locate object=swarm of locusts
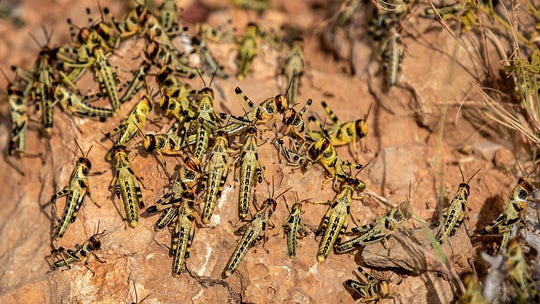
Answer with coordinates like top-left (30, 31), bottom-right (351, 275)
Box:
top-left (4, 0), bottom-right (540, 302)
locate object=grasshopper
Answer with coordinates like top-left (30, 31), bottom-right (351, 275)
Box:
top-left (120, 61), bottom-right (151, 104)
top-left (272, 136), bottom-right (312, 172)
top-left (109, 145), bottom-right (144, 228)
top-left (336, 202), bottom-right (411, 253)
top-left (50, 83), bottom-right (115, 121)
top-left (479, 177), bottom-right (534, 252)
top-left (105, 94), bottom-right (153, 153)
top-left (460, 273), bottom-right (489, 304)
top-left (317, 176), bottom-right (363, 262)
top-left (236, 126), bottom-right (264, 220)
top-left (146, 155), bottom-right (201, 230)
top-left (236, 22), bottom-right (258, 80)
top-left (220, 87), bottom-right (288, 136)
top-left (282, 98), bottom-right (312, 141)
top-left (193, 87), bottom-right (219, 160)
top-left (156, 66), bottom-right (197, 120)
top-left (50, 142), bottom-right (97, 240)
top-left (308, 101), bottom-right (371, 158)
top-left (335, 0), bottom-right (362, 26)
top-left (170, 192), bottom-right (201, 277)
top-left (158, 0), bottom-right (180, 34)
top-left (505, 238), bottom-right (537, 301)
top-left (435, 169), bottom-right (480, 243)
top-left (344, 267), bottom-right (393, 303)
top-left (281, 196), bottom-right (308, 258)
top-left (51, 223), bottom-right (106, 270)
top-left (284, 37), bottom-right (304, 105)
top-left (142, 120), bottom-right (184, 157)
top-left (308, 136), bottom-right (364, 183)
top-left (380, 25), bottom-right (403, 88)
top-left (4, 70), bottom-right (29, 156)
top-left (191, 36), bottom-right (228, 79)
top-left (223, 187), bottom-right (289, 277)
top-left (202, 130), bottom-right (231, 224)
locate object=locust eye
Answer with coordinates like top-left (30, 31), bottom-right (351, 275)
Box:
top-left (246, 127), bottom-right (257, 135)
top-left (201, 87), bottom-right (214, 98)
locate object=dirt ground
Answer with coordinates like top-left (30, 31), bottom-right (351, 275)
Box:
top-left (0, 0), bottom-right (537, 303)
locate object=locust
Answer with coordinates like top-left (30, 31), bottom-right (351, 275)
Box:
top-left (460, 274), bottom-right (489, 304)
top-left (170, 192), bottom-right (200, 277)
top-left (272, 136), bottom-right (312, 173)
top-left (220, 87), bottom-right (288, 136)
top-left (109, 145), bottom-right (144, 228)
top-left (505, 238), bottom-right (537, 301)
top-left (146, 155), bottom-right (201, 230)
top-left (478, 177), bottom-right (534, 252)
top-left (344, 267), bottom-right (393, 303)
top-left (282, 198), bottom-right (308, 258)
top-left (29, 29), bottom-right (57, 133)
top-left (50, 83), bottom-right (115, 121)
top-left (105, 94), bottom-right (153, 154)
top-left (336, 0), bottom-right (362, 27)
top-left (193, 87), bottom-right (219, 160)
top-left (434, 169), bottom-right (480, 243)
top-left (308, 136), bottom-right (364, 183)
top-left (51, 223), bottom-right (106, 270)
top-left (308, 101), bottom-right (371, 158)
top-left (142, 120), bottom-right (184, 158)
top-left (223, 187), bottom-right (289, 277)
top-left (336, 202), bottom-right (411, 253)
top-left (191, 36), bottom-right (228, 78)
top-left (284, 37), bottom-right (304, 105)
top-left (5, 71), bottom-right (29, 156)
top-left (317, 176), bottom-right (363, 262)
top-left (202, 130), bottom-right (231, 224)
top-left (236, 22), bottom-right (258, 80)
top-left (156, 66), bottom-right (197, 120)
top-left (380, 25), bottom-right (403, 88)
top-left (50, 142), bottom-right (98, 240)
top-left (282, 98), bottom-right (312, 141)
top-left (236, 126), bottom-right (264, 220)
top-left (119, 61), bottom-right (151, 104)
top-left (158, 0), bottom-right (180, 34)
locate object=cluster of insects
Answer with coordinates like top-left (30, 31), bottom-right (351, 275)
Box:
top-left (4, 0), bottom-right (540, 302)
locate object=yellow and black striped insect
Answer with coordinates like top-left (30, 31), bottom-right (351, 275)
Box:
top-left (434, 169), bottom-right (480, 243)
top-left (504, 238), bottom-right (537, 301)
top-left (141, 120), bottom-right (183, 160)
top-left (120, 61), bottom-right (151, 104)
top-left (272, 136), bottom-right (312, 173)
top-left (146, 155), bottom-right (201, 230)
top-left (170, 192), bottom-right (200, 277)
top-left (308, 101), bottom-right (371, 158)
top-left (50, 142), bottom-right (97, 240)
top-left (193, 87), bottom-right (219, 160)
top-left (308, 136), bottom-right (364, 183)
top-left (336, 202), bottom-right (411, 253)
top-left (380, 25), bottom-right (403, 88)
top-left (221, 88), bottom-right (288, 136)
top-left (158, 0), bottom-right (180, 34)
top-left (282, 98), bottom-right (312, 141)
top-left (284, 37), bottom-right (304, 105)
top-left (236, 126), bottom-right (264, 220)
top-left (156, 66), bottom-right (197, 120)
top-left (4, 70), bottom-right (29, 157)
top-left (50, 83), bottom-right (115, 121)
top-left (236, 22), bottom-right (258, 80)
top-left (459, 273), bottom-right (489, 304)
top-left (109, 145), bottom-right (144, 228)
top-left (50, 223), bottom-right (107, 270)
top-left (28, 28), bottom-right (58, 133)
top-left (105, 94), bottom-right (153, 154)
top-left (344, 267), bottom-right (393, 303)
top-left (281, 195), bottom-right (308, 258)
top-left (202, 130), bottom-right (231, 224)
top-left (478, 177), bottom-right (534, 252)
top-left (192, 36), bottom-right (228, 79)
top-left (317, 176), bottom-right (363, 262)
top-left (223, 186), bottom-right (289, 277)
